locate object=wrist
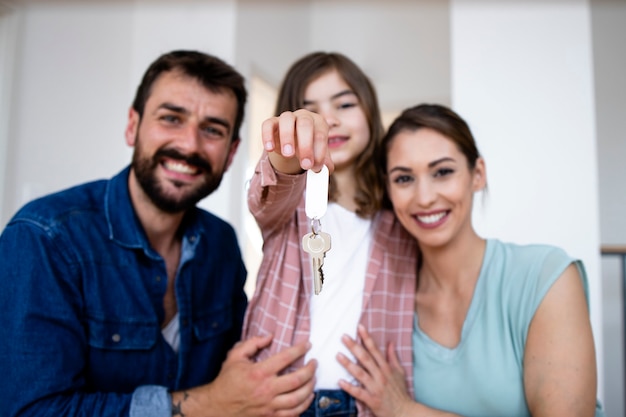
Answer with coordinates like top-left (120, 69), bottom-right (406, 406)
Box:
top-left (171, 389), bottom-right (210, 417)
top-left (170, 385), bottom-right (223, 417)
top-left (268, 152), bottom-right (305, 175)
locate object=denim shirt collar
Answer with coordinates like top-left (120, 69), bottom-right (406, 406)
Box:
top-left (104, 166), bottom-right (147, 250)
top-left (103, 166), bottom-right (205, 257)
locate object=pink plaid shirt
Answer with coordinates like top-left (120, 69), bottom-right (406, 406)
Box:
top-left (243, 153), bottom-right (418, 416)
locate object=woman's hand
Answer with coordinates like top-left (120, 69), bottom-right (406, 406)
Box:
top-left (337, 324), bottom-right (415, 417)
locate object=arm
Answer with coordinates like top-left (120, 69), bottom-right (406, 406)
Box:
top-left (169, 335), bottom-right (316, 417)
top-left (523, 263), bottom-right (598, 417)
top-left (246, 153), bottom-right (306, 237)
top-left (338, 325), bottom-right (459, 417)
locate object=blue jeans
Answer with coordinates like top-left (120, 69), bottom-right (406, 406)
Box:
top-left (301, 390), bottom-right (357, 417)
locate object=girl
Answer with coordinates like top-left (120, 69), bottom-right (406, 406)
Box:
top-left (242, 52), bottom-right (418, 416)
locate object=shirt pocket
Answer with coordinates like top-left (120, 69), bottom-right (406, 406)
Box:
top-left (87, 316), bottom-right (158, 350)
top-left (192, 304), bottom-right (233, 342)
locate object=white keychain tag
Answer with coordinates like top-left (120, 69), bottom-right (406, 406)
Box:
top-left (305, 165), bottom-right (329, 219)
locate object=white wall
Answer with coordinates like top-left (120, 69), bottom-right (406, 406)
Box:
top-left (0, 2), bottom-right (18, 226)
top-left (4, 1), bottom-right (135, 220)
top-left (0, 0), bottom-right (241, 232)
top-left (308, 0), bottom-right (451, 111)
top-left (451, 0), bottom-right (604, 403)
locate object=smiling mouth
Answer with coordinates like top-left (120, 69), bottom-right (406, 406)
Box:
top-left (328, 136), bottom-right (348, 147)
top-left (163, 160), bottom-right (201, 176)
top-left (415, 211), bottom-right (448, 225)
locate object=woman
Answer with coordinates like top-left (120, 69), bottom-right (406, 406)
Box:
top-left (242, 52), bottom-right (418, 416)
top-left (337, 103), bottom-right (605, 417)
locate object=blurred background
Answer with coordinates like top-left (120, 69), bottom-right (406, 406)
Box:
top-left (0, 0), bottom-right (624, 414)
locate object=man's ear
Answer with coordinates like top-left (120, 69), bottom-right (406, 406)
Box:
top-left (125, 108), bottom-right (140, 147)
top-left (224, 138), bottom-right (241, 172)
top-left (472, 157), bottom-right (487, 192)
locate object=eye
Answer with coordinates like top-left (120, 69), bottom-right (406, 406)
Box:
top-left (434, 167), bottom-right (454, 178)
top-left (391, 174), bottom-right (413, 185)
top-left (337, 101), bottom-right (358, 110)
top-left (161, 114), bottom-right (181, 124)
top-left (200, 124), bottom-right (228, 139)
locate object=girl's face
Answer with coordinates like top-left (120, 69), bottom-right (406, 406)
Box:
top-left (385, 127), bottom-right (485, 249)
top-left (303, 70), bottom-right (370, 172)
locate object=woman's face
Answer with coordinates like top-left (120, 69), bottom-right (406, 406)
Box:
top-left (303, 70), bottom-right (370, 172)
top-left (385, 127), bottom-right (485, 248)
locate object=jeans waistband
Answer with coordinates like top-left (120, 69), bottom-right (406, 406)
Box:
top-left (301, 389), bottom-right (357, 417)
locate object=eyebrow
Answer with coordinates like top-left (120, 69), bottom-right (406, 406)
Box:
top-left (428, 157), bottom-right (455, 168)
top-left (159, 102), bottom-right (232, 131)
top-left (388, 166), bottom-right (412, 175)
top-left (302, 89), bottom-right (356, 106)
top-left (388, 157), bottom-right (456, 174)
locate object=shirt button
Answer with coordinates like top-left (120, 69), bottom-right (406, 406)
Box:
top-left (155, 276), bottom-right (162, 282)
top-left (112, 334), bottom-right (121, 343)
top-left (211, 321), bottom-right (218, 328)
top-left (182, 319), bottom-right (188, 327)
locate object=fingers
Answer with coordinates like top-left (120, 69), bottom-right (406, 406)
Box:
top-left (257, 341), bottom-right (313, 377)
top-left (273, 357), bottom-right (317, 393)
top-left (356, 324), bottom-right (388, 371)
top-left (339, 325), bottom-right (398, 389)
top-left (271, 360), bottom-right (317, 415)
top-left (385, 341), bottom-right (403, 373)
top-left (338, 378), bottom-right (369, 404)
top-left (339, 332), bottom-right (377, 390)
top-left (274, 392), bottom-right (315, 417)
top-left (291, 110), bottom-right (317, 170)
top-left (227, 334), bottom-right (273, 360)
top-left (306, 110), bottom-right (331, 173)
top-left (261, 110), bottom-right (330, 173)
top-left (261, 116), bottom-right (280, 153)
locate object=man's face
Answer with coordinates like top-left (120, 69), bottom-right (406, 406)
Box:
top-left (125, 70), bottom-right (240, 213)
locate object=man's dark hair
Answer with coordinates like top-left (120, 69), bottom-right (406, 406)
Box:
top-left (131, 50), bottom-right (247, 143)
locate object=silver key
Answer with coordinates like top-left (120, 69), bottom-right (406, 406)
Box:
top-left (302, 231), bottom-right (331, 295)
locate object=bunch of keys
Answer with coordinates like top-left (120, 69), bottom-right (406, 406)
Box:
top-left (302, 165), bottom-right (331, 295)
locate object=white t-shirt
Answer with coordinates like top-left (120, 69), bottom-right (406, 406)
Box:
top-left (305, 202), bottom-right (373, 389)
top-left (161, 312), bottom-right (180, 353)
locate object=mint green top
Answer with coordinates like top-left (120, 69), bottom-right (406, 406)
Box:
top-left (412, 239), bottom-right (605, 417)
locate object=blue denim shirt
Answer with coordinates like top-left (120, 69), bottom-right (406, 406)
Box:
top-left (0, 166), bottom-right (247, 417)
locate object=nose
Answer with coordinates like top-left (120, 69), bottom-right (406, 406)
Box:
top-left (325, 113), bottom-right (339, 128)
top-left (318, 105), bottom-right (340, 128)
top-left (178, 124), bottom-right (201, 153)
top-left (414, 178), bottom-right (436, 208)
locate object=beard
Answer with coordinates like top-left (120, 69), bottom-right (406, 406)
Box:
top-left (131, 137), bottom-right (226, 214)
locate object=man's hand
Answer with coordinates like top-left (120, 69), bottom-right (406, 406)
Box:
top-left (261, 109), bottom-right (334, 175)
top-left (171, 335), bottom-right (316, 417)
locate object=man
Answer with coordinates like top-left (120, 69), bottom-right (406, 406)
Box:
top-left (0, 50), bottom-right (316, 417)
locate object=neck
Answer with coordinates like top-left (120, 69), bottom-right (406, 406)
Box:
top-left (331, 165), bottom-right (358, 212)
top-left (418, 230), bottom-right (486, 294)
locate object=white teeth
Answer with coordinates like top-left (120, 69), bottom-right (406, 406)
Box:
top-left (164, 161), bottom-right (197, 174)
top-left (417, 212), bottom-right (446, 224)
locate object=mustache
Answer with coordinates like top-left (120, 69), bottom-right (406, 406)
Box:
top-left (155, 148), bottom-right (212, 172)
